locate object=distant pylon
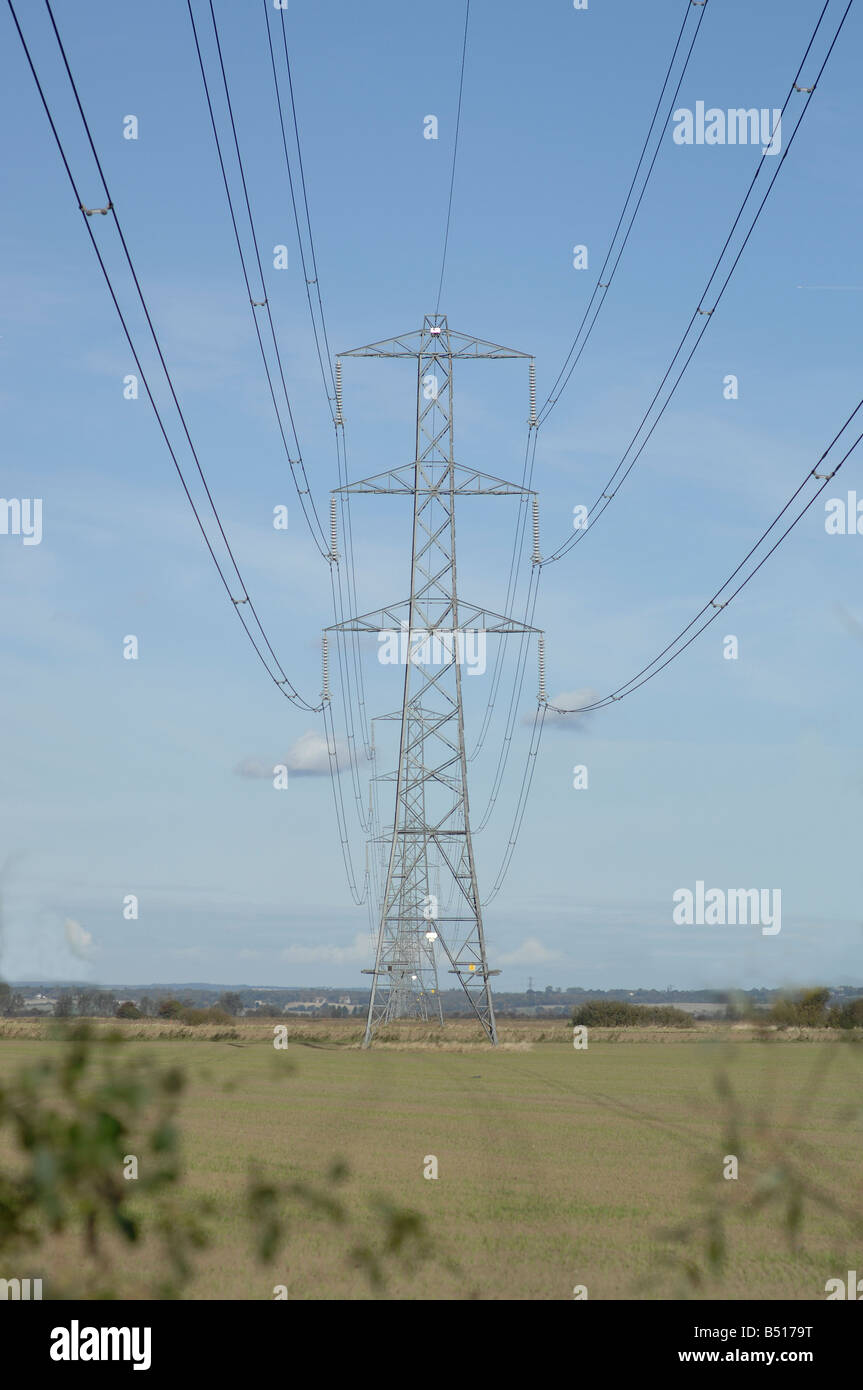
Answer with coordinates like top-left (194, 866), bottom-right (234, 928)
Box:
top-left (329, 315), bottom-right (540, 1047)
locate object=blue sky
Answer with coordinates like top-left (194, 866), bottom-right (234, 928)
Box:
top-left (1, 0), bottom-right (861, 992)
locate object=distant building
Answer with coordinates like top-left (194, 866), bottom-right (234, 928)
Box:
top-left (22, 994), bottom-right (55, 1014)
top-left (673, 1002), bottom-right (726, 1018)
top-left (282, 997), bottom-right (328, 1014)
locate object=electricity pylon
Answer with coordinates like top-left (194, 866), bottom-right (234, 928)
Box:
top-left (328, 315), bottom-right (539, 1047)
top-left (366, 704), bottom-right (445, 1025)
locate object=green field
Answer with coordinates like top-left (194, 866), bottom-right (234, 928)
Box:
top-left (1, 1027), bottom-right (861, 1300)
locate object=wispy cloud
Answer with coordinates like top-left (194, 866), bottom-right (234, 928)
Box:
top-left (233, 758), bottom-right (273, 780)
top-left (64, 917), bottom-right (93, 960)
top-left (834, 602), bottom-right (863, 644)
top-left (499, 936), bottom-right (557, 965)
top-left (281, 932), bottom-right (370, 965)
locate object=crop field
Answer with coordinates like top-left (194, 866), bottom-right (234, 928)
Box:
top-left (1, 1023), bottom-right (861, 1300)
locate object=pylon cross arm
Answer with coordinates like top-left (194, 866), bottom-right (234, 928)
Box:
top-left (336, 464), bottom-right (534, 496)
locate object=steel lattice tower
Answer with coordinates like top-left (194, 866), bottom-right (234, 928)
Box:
top-left (328, 315), bottom-right (538, 1047)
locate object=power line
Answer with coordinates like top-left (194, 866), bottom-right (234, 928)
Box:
top-left (545, 393), bottom-right (863, 716)
top-left (13, 0), bottom-right (858, 939)
top-left (395, 0), bottom-right (852, 910)
top-left (477, 0), bottom-right (852, 887)
top-left (483, 702), bottom-right (546, 904)
top-left (262, 0), bottom-right (335, 411)
top-left (16, 0), bottom-right (375, 926)
top-left (483, 388), bottom-right (863, 895)
top-left (542, 0), bottom-right (850, 566)
top-left (434, 0), bottom-right (471, 315)
top-left (263, 0), bottom-right (374, 758)
top-left (9, 0), bottom-right (320, 714)
top-left (188, 0), bottom-right (330, 559)
top-left (321, 697), bottom-right (367, 906)
top-left (537, 0), bottom-right (709, 427)
top-left (259, 0), bottom-right (375, 787)
top-left (189, 0), bottom-right (373, 894)
top-left (271, 1), bottom-right (338, 405)
top-left (471, 0), bottom-right (709, 769)
top-left (469, 430), bottom-right (537, 765)
top-left (259, 0), bottom-right (378, 836)
top-left (474, 547), bottom-right (541, 831)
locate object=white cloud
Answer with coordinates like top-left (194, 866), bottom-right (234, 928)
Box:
top-left (531, 688), bottom-right (600, 728)
top-left (499, 936), bottom-right (557, 965)
top-left (64, 917), bottom-right (93, 960)
top-left (285, 730), bottom-right (336, 776)
top-left (233, 730), bottom-right (357, 781)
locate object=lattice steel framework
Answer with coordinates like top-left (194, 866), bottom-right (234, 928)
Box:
top-left (328, 315), bottom-right (537, 1046)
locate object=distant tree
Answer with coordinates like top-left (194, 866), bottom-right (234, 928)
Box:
top-left (76, 988), bottom-right (98, 1017)
top-left (0, 982), bottom-right (11, 1016)
top-left (157, 998), bottom-right (184, 1019)
top-left (54, 991), bottom-right (75, 1019)
top-left (76, 989), bottom-right (115, 1018)
top-left (572, 1000), bottom-right (693, 1028)
top-left (770, 988), bottom-right (830, 1028)
top-left (218, 992), bottom-right (243, 1016)
top-left (827, 998), bottom-right (863, 1030)
top-left (138, 995), bottom-right (155, 1017)
top-left (177, 1007), bottom-right (231, 1026)
top-left (115, 1002), bottom-right (140, 1020)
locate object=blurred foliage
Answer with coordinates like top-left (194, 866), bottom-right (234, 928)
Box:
top-left (244, 1157), bottom-right (459, 1296)
top-left (649, 1037), bottom-right (863, 1297)
top-left (0, 1024), bottom-right (464, 1299)
top-left (0, 1023), bottom-right (208, 1297)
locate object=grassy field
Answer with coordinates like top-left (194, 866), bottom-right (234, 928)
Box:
top-left (1, 1020), bottom-right (861, 1300)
